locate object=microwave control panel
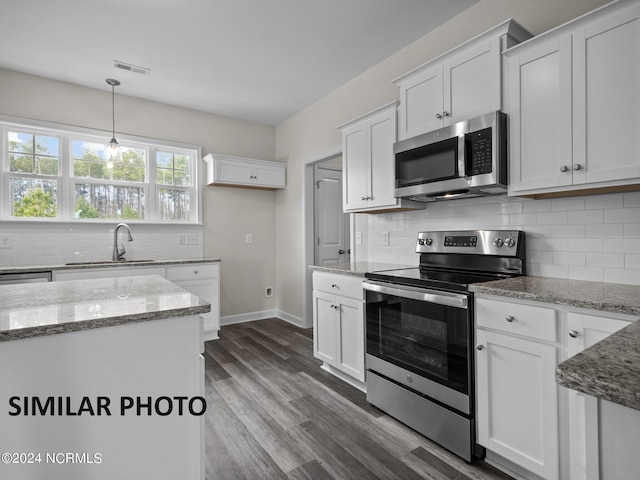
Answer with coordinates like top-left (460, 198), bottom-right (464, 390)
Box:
top-left (466, 127), bottom-right (493, 176)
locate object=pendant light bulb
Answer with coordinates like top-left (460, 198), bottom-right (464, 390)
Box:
top-left (105, 78), bottom-right (121, 169)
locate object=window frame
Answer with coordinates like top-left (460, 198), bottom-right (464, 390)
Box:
top-left (1, 116), bottom-right (202, 224)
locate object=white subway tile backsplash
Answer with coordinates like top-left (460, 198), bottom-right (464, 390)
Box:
top-left (586, 194), bottom-right (623, 210)
top-left (605, 268), bottom-right (640, 285)
top-left (553, 251), bottom-right (585, 266)
top-left (0, 223), bottom-right (204, 267)
top-left (552, 197), bottom-right (585, 211)
top-left (537, 211), bottom-right (569, 225)
top-left (569, 266), bottom-right (605, 282)
top-left (586, 224), bottom-right (624, 238)
top-left (605, 208), bottom-right (640, 224)
top-left (523, 198), bottom-right (553, 213)
top-left (568, 210), bottom-right (603, 224)
top-left (552, 224), bottom-right (586, 238)
top-left (586, 252), bottom-right (625, 269)
top-left (623, 191), bottom-right (640, 207)
top-left (366, 192), bottom-right (640, 286)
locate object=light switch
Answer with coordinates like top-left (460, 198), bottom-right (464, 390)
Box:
top-left (245, 233), bottom-right (253, 244)
top-left (355, 231), bottom-right (362, 246)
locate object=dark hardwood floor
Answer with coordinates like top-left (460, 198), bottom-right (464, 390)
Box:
top-left (204, 318), bottom-right (512, 480)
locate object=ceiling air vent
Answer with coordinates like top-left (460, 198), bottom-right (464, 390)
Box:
top-left (113, 60), bottom-right (151, 76)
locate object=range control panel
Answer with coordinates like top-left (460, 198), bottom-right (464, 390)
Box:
top-left (416, 230), bottom-right (523, 255)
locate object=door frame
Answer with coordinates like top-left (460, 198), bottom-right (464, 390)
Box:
top-left (313, 163), bottom-right (349, 265)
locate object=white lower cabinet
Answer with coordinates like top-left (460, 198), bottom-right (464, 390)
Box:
top-left (167, 263), bottom-right (220, 341)
top-left (476, 294), bottom-right (639, 480)
top-left (565, 312), bottom-right (633, 480)
top-left (312, 271), bottom-right (365, 386)
top-left (475, 297), bottom-right (560, 480)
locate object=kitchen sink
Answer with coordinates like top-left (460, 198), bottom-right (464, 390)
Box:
top-left (64, 260), bottom-right (155, 266)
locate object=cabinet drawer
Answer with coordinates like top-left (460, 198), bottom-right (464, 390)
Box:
top-left (167, 264), bottom-right (219, 282)
top-left (313, 271), bottom-right (364, 299)
top-left (476, 298), bottom-right (557, 342)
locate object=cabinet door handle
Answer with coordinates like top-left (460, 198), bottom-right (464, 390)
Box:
top-left (560, 165), bottom-right (569, 172)
top-left (442, 111), bottom-right (450, 117)
top-left (569, 330), bottom-right (580, 338)
top-left (573, 164), bottom-right (582, 171)
top-left (506, 315), bottom-right (515, 323)
top-left (338, 250), bottom-right (345, 254)
top-left (194, 270), bottom-right (199, 275)
top-left (331, 284), bottom-right (337, 288)
top-left (476, 345), bottom-right (485, 351)
top-left (435, 113), bottom-right (442, 119)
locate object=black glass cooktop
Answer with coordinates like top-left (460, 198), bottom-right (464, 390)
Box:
top-left (365, 267), bottom-right (511, 292)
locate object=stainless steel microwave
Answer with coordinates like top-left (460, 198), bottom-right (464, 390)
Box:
top-left (394, 111), bottom-right (507, 202)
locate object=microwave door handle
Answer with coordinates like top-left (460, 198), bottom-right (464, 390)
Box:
top-left (458, 132), bottom-right (467, 178)
top-left (363, 281), bottom-right (468, 309)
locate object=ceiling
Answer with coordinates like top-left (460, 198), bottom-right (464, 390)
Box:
top-left (0, 0), bottom-right (478, 126)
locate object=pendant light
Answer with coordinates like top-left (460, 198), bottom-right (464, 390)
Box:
top-left (105, 78), bottom-right (122, 169)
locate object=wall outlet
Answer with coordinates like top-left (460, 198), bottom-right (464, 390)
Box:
top-left (177, 234), bottom-right (185, 245)
top-left (185, 233), bottom-right (198, 245)
top-left (382, 231), bottom-right (390, 246)
top-left (0, 235), bottom-right (11, 249)
top-left (245, 233), bottom-right (253, 244)
top-left (265, 287), bottom-right (273, 298)
top-left (355, 231), bottom-right (362, 246)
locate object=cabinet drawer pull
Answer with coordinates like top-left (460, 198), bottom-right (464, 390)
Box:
top-left (506, 315), bottom-right (515, 323)
top-left (194, 270), bottom-right (199, 275)
top-left (331, 283), bottom-right (337, 288)
top-left (569, 330), bottom-right (580, 338)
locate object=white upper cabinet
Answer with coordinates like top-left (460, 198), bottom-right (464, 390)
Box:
top-left (394, 19), bottom-right (531, 141)
top-left (339, 102), bottom-right (423, 213)
top-left (506, 0), bottom-right (640, 197)
top-left (204, 153), bottom-right (286, 189)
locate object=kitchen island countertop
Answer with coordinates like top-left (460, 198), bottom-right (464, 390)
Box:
top-left (470, 275), bottom-right (640, 411)
top-left (0, 275), bottom-right (210, 342)
top-left (0, 257), bottom-right (221, 275)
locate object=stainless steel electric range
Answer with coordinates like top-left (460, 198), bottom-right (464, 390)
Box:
top-left (364, 229), bottom-right (526, 461)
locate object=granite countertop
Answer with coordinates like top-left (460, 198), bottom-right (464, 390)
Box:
top-left (309, 261), bottom-right (416, 277)
top-left (0, 275), bottom-right (210, 342)
top-left (0, 257), bottom-right (221, 275)
top-left (555, 320), bottom-right (640, 410)
top-left (470, 275), bottom-right (640, 411)
top-left (469, 275), bottom-right (640, 316)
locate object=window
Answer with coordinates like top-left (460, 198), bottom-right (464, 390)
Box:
top-left (1, 118), bottom-right (200, 223)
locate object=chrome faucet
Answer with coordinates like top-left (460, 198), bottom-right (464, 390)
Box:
top-left (112, 223), bottom-right (133, 262)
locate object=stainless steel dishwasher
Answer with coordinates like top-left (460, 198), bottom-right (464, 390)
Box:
top-left (0, 271), bottom-right (52, 285)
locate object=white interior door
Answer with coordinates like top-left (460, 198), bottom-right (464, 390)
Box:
top-left (315, 165), bottom-right (350, 265)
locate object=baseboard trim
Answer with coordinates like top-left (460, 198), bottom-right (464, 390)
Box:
top-left (220, 310), bottom-right (309, 329)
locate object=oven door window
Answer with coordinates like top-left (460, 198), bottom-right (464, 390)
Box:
top-left (366, 291), bottom-right (469, 394)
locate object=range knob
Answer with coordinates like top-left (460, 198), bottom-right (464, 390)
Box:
top-left (492, 238), bottom-right (504, 247)
top-left (417, 238), bottom-right (425, 246)
top-left (504, 238), bottom-right (516, 248)
top-left (425, 238), bottom-right (433, 246)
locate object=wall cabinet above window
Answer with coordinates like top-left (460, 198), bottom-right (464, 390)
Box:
top-left (204, 153), bottom-right (286, 190)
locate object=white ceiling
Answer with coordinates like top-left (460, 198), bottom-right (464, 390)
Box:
top-left (0, 0), bottom-right (477, 126)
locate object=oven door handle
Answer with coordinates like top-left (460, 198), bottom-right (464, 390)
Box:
top-left (363, 280), bottom-right (468, 309)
